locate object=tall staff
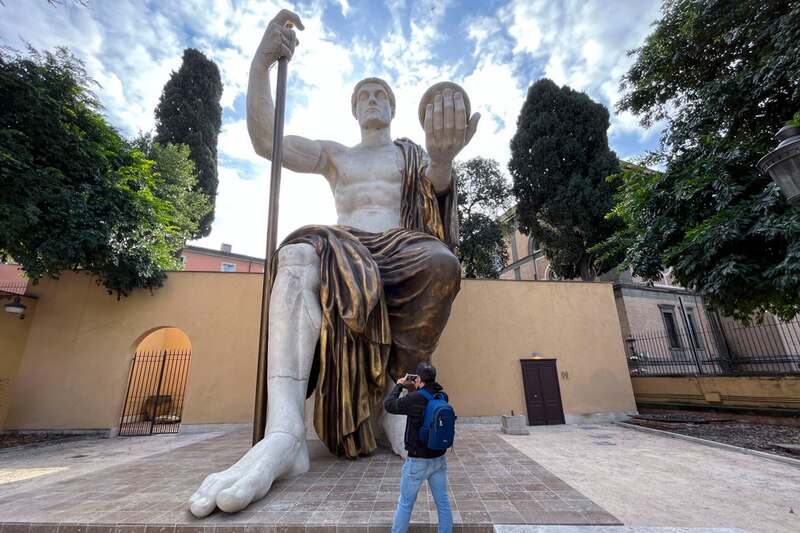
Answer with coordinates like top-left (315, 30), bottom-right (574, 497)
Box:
top-left (253, 23), bottom-right (293, 445)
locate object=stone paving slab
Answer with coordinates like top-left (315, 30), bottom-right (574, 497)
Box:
top-left (0, 425), bottom-right (619, 532)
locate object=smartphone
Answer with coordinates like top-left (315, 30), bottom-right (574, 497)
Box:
top-left (405, 374), bottom-right (418, 381)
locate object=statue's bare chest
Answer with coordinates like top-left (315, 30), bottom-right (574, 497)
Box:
top-left (333, 145), bottom-right (404, 189)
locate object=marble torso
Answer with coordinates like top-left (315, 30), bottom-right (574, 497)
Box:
top-left (329, 143), bottom-right (404, 234)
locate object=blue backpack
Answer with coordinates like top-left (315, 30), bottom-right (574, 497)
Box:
top-left (418, 389), bottom-right (457, 450)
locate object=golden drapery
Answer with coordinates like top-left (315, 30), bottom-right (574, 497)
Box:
top-left (272, 138), bottom-right (460, 458)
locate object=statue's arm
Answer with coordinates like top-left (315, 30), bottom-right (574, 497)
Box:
top-left (247, 10), bottom-right (338, 177)
top-left (424, 88), bottom-right (481, 191)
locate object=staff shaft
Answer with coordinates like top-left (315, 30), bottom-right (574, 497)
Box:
top-left (253, 56), bottom-right (289, 446)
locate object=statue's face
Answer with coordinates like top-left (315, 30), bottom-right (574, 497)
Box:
top-left (355, 82), bottom-right (392, 129)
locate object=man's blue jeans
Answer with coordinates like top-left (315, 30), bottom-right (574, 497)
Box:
top-left (391, 455), bottom-right (453, 533)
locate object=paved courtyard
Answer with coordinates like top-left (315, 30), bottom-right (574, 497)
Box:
top-left (0, 423), bottom-right (796, 532)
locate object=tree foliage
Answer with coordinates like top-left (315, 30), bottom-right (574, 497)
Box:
top-left (509, 78), bottom-right (623, 281)
top-left (131, 134), bottom-right (212, 251)
top-left (0, 46), bottom-right (207, 297)
top-left (154, 48), bottom-right (222, 238)
top-left (454, 157), bottom-right (513, 279)
top-left (607, 0), bottom-right (800, 321)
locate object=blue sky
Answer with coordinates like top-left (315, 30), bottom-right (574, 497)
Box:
top-left (1, 0), bottom-right (664, 258)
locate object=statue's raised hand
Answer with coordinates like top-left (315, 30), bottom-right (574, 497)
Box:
top-left (256, 9), bottom-right (305, 67)
top-left (424, 87), bottom-right (480, 166)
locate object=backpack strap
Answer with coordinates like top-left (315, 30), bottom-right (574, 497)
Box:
top-left (418, 389), bottom-right (433, 401)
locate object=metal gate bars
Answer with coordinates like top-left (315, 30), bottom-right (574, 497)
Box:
top-left (118, 349), bottom-right (191, 436)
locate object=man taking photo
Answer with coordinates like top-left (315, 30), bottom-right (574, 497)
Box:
top-left (384, 362), bottom-right (453, 533)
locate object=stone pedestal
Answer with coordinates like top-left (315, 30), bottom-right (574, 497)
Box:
top-left (501, 414), bottom-right (529, 435)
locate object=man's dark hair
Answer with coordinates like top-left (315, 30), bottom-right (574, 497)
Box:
top-left (417, 362), bottom-right (436, 383)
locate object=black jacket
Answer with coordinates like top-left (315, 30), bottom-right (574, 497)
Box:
top-left (384, 381), bottom-right (448, 458)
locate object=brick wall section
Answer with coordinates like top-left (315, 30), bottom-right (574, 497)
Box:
top-left (519, 259), bottom-right (536, 280)
top-left (182, 253), bottom-right (265, 273)
top-left (614, 287), bottom-right (631, 340)
top-left (502, 227), bottom-right (549, 281)
top-left (514, 231), bottom-right (529, 259)
top-left (181, 247), bottom-right (265, 273)
top-left (618, 285), bottom-right (686, 336)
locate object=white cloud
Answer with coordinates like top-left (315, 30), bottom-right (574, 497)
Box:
top-left (218, 120), bottom-right (263, 167)
top-left (500, 0), bottom-right (662, 146)
top-left (460, 60), bottom-right (526, 169)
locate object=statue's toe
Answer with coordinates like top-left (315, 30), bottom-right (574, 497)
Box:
top-left (188, 494), bottom-right (216, 518)
top-left (217, 485), bottom-right (252, 513)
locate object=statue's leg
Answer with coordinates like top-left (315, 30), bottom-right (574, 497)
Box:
top-left (189, 243), bottom-right (321, 517)
top-left (378, 238), bottom-right (461, 455)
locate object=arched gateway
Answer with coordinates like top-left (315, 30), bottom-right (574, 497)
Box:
top-left (118, 327), bottom-right (192, 436)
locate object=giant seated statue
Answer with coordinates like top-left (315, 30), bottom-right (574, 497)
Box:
top-left (189, 9), bottom-right (480, 517)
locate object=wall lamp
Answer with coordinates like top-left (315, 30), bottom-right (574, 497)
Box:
top-left (2, 295), bottom-right (26, 319)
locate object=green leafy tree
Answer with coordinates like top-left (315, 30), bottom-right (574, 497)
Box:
top-left (0, 46), bottom-right (204, 297)
top-left (608, 0), bottom-right (800, 321)
top-left (509, 78), bottom-right (623, 281)
top-left (154, 48), bottom-right (222, 238)
top-left (131, 134), bottom-right (211, 249)
top-left (454, 157), bottom-right (512, 278)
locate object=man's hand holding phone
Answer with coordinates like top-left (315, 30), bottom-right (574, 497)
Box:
top-left (397, 373), bottom-right (419, 389)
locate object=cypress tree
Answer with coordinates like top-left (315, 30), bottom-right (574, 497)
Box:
top-left (509, 78), bottom-right (622, 281)
top-left (155, 48), bottom-right (222, 238)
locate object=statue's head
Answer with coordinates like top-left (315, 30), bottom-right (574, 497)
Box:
top-left (351, 77), bottom-right (396, 122)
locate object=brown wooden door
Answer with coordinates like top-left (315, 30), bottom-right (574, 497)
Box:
top-left (520, 359), bottom-right (565, 426)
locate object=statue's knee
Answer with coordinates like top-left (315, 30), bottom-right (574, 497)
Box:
top-left (276, 244), bottom-right (319, 269)
top-left (431, 249), bottom-right (461, 284)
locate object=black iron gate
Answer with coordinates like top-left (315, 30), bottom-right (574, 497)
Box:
top-left (118, 349), bottom-right (191, 436)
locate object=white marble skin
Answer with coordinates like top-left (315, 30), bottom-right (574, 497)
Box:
top-left (188, 9), bottom-right (479, 518)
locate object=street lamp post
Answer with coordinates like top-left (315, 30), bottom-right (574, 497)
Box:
top-left (758, 124), bottom-right (800, 207)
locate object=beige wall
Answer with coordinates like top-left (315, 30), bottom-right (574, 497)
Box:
top-left (3, 272), bottom-right (635, 432)
top-left (437, 280), bottom-right (636, 418)
top-left (0, 295), bottom-right (38, 429)
top-left (4, 272), bottom-right (261, 431)
top-left (632, 375), bottom-right (800, 410)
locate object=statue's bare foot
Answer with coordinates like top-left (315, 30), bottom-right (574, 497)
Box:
top-left (188, 432), bottom-right (309, 517)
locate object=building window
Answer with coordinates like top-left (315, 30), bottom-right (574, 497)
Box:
top-left (659, 307), bottom-right (682, 349)
top-left (221, 263), bottom-right (236, 272)
top-left (685, 309), bottom-right (704, 351)
top-left (528, 237), bottom-right (541, 255)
